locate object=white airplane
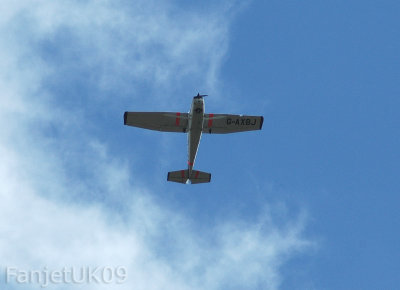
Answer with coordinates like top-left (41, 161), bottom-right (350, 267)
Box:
top-left (124, 93), bottom-right (263, 184)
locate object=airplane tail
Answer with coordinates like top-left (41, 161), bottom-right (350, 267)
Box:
top-left (167, 169), bottom-right (211, 184)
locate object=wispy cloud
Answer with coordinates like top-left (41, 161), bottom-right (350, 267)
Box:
top-left (0, 1), bottom-right (311, 289)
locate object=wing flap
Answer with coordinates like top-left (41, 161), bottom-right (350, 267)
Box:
top-left (203, 114), bottom-right (263, 134)
top-left (124, 112), bottom-right (188, 133)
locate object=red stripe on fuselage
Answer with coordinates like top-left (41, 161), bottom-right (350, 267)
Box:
top-left (188, 161), bottom-right (193, 166)
top-left (208, 113), bottom-right (214, 128)
top-left (176, 112), bottom-right (181, 126)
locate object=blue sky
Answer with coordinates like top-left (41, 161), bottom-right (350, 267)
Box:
top-left (1, 1), bottom-right (399, 289)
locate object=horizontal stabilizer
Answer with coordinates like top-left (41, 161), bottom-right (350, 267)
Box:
top-left (167, 170), bottom-right (189, 184)
top-left (167, 169), bottom-right (211, 184)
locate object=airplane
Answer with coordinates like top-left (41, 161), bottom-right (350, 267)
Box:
top-left (123, 93), bottom-right (263, 184)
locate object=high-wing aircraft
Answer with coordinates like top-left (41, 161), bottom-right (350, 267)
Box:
top-left (124, 93), bottom-right (263, 184)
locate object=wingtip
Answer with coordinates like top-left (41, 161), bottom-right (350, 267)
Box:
top-left (259, 116), bottom-right (264, 130)
top-left (123, 112), bottom-right (128, 125)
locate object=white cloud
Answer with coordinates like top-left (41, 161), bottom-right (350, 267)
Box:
top-left (3, 0), bottom-right (232, 100)
top-left (0, 1), bottom-right (311, 289)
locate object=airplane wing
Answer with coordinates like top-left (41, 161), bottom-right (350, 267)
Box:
top-left (124, 112), bottom-right (189, 133)
top-left (202, 114), bottom-right (263, 134)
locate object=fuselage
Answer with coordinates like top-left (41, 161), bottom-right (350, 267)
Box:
top-left (187, 96), bottom-right (204, 175)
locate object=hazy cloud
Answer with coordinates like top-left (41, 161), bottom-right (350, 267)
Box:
top-left (0, 1), bottom-right (311, 289)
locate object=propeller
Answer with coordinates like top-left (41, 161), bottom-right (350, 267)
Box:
top-left (194, 93), bottom-right (208, 98)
